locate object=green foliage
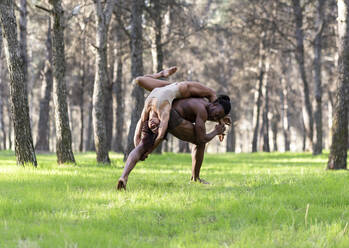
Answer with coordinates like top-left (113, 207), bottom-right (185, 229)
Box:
top-left (0, 151), bottom-right (349, 247)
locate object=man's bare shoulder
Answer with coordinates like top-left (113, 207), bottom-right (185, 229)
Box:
top-left (172, 98), bottom-right (208, 122)
top-left (173, 98), bottom-right (208, 109)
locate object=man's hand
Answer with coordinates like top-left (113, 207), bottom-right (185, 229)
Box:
top-left (215, 124), bottom-right (226, 135)
top-left (222, 116), bottom-right (231, 126)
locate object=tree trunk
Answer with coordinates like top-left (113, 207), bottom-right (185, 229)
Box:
top-left (85, 95), bottom-right (95, 151)
top-left (111, 4), bottom-right (125, 153)
top-left (8, 103), bottom-right (12, 150)
top-left (152, 0), bottom-right (164, 154)
top-left (262, 57), bottom-right (270, 152)
top-left (301, 112), bottom-right (307, 152)
top-left (19, 0), bottom-right (28, 95)
top-left (0, 80), bottom-right (6, 150)
top-left (105, 31), bottom-right (114, 151)
top-left (292, 0), bottom-right (314, 151)
top-left (327, 90), bottom-right (333, 148)
top-left (271, 113), bottom-right (280, 152)
top-left (0, 96), bottom-right (5, 150)
top-left (327, 0), bottom-right (349, 170)
top-left (313, 0), bottom-right (326, 155)
top-left (0, 26), bottom-right (5, 150)
top-left (179, 140), bottom-right (190, 153)
top-left (50, 0), bottom-right (75, 164)
top-left (112, 56), bottom-right (124, 153)
top-left (252, 36), bottom-right (265, 152)
top-left (92, 0), bottom-right (115, 164)
top-left (280, 78), bottom-right (291, 152)
top-left (125, 0), bottom-right (145, 159)
top-left (35, 19), bottom-right (53, 151)
top-left (0, 0), bottom-right (37, 165)
top-left (104, 83), bottom-right (113, 151)
top-left (78, 38), bottom-right (86, 152)
top-left (226, 111), bottom-right (236, 152)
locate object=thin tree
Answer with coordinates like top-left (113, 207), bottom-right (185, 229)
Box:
top-left (49, 0), bottom-right (75, 164)
top-left (327, 0), bottom-right (349, 170)
top-left (78, 37), bottom-right (86, 152)
top-left (112, 5), bottom-right (126, 153)
top-left (149, 0), bottom-right (165, 153)
top-left (291, 0), bottom-right (314, 151)
top-left (262, 55), bottom-right (271, 152)
top-left (19, 0), bottom-right (28, 94)
top-left (35, 18), bottom-right (53, 151)
top-left (125, 0), bottom-right (145, 158)
top-left (0, 0), bottom-right (37, 165)
top-left (92, 0), bottom-right (116, 163)
top-left (252, 34), bottom-right (266, 152)
top-left (313, 0), bottom-right (326, 155)
top-left (0, 25), bottom-right (6, 150)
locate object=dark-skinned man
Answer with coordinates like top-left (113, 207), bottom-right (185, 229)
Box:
top-left (117, 68), bottom-right (231, 190)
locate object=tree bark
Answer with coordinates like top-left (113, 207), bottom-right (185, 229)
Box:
top-left (8, 103), bottom-right (12, 150)
top-left (35, 19), bottom-right (53, 151)
top-left (112, 56), bottom-right (124, 153)
top-left (151, 0), bottom-right (164, 154)
top-left (19, 0), bottom-right (28, 95)
top-left (0, 0), bottom-right (37, 165)
top-left (226, 111), bottom-right (236, 152)
top-left (0, 26), bottom-right (5, 150)
top-left (179, 140), bottom-right (190, 153)
top-left (104, 83), bottom-right (113, 151)
top-left (313, 0), bottom-right (326, 155)
top-left (292, 0), bottom-right (314, 151)
top-left (328, 90), bottom-right (333, 147)
top-left (85, 95), bottom-right (95, 151)
top-left (111, 3), bottom-right (125, 153)
top-left (280, 77), bottom-right (291, 152)
top-left (271, 112), bottom-right (280, 152)
top-left (125, 0), bottom-right (145, 158)
top-left (0, 93), bottom-right (5, 150)
top-left (50, 0), bottom-right (75, 164)
top-left (79, 38), bottom-right (86, 152)
top-left (262, 56), bottom-right (270, 152)
top-left (327, 0), bottom-right (349, 170)
top-left (252, 36), bottom-right (265, 152)
top-left (92, 0), bottom-right (115, 164)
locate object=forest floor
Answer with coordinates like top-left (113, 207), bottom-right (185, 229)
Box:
top-left (0, 150), bottom-right (349, 247)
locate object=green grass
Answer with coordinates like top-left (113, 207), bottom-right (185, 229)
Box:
top-left (0, 150), bottom-right (349, 247)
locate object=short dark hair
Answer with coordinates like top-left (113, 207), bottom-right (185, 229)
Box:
top-left (214, 95), bottom-right (231, 115)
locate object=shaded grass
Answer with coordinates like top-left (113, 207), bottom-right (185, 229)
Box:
top-left (0, 151), bottom-right (349, 247)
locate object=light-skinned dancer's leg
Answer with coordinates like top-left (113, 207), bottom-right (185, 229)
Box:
top-left (135, 67), bottom-right (177, 91)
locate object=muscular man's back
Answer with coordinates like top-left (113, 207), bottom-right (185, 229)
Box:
top-left (172, 98), bottom-right (209, 123)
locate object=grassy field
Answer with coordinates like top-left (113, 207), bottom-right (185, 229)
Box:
top-left (0, 150), bottom-right (349, 247)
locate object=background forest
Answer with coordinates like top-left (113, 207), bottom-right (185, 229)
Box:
top-left (0, 0), bottom-right (343, 158)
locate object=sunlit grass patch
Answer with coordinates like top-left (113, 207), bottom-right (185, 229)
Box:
top-left (0, 150), bottom-right (348, 247)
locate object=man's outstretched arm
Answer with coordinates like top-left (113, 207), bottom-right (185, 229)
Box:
top-left (117, 143), bottom-right (148, 190)
top-left (194, 111), bottom-right (225, 145)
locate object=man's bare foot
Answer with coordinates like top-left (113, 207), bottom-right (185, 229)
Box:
top-left (117, 178), bottom-right (127, 190)
top-left (191, 176), bottom-right (210, 184)
top-left (161, 66), bottom-right (177, 78)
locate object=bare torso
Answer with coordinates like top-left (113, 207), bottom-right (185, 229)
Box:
top-left (172, 98), bottom-right (210, 123)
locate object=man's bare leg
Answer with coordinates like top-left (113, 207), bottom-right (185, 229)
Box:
top-left (169, 121), bottom-right (209, 184)
top-left (117, 144), bottom-right (147, 190)
top-left (135, 67), bottom-right (177, 91)
top-left (191, 143), bottom-right (209, 184)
